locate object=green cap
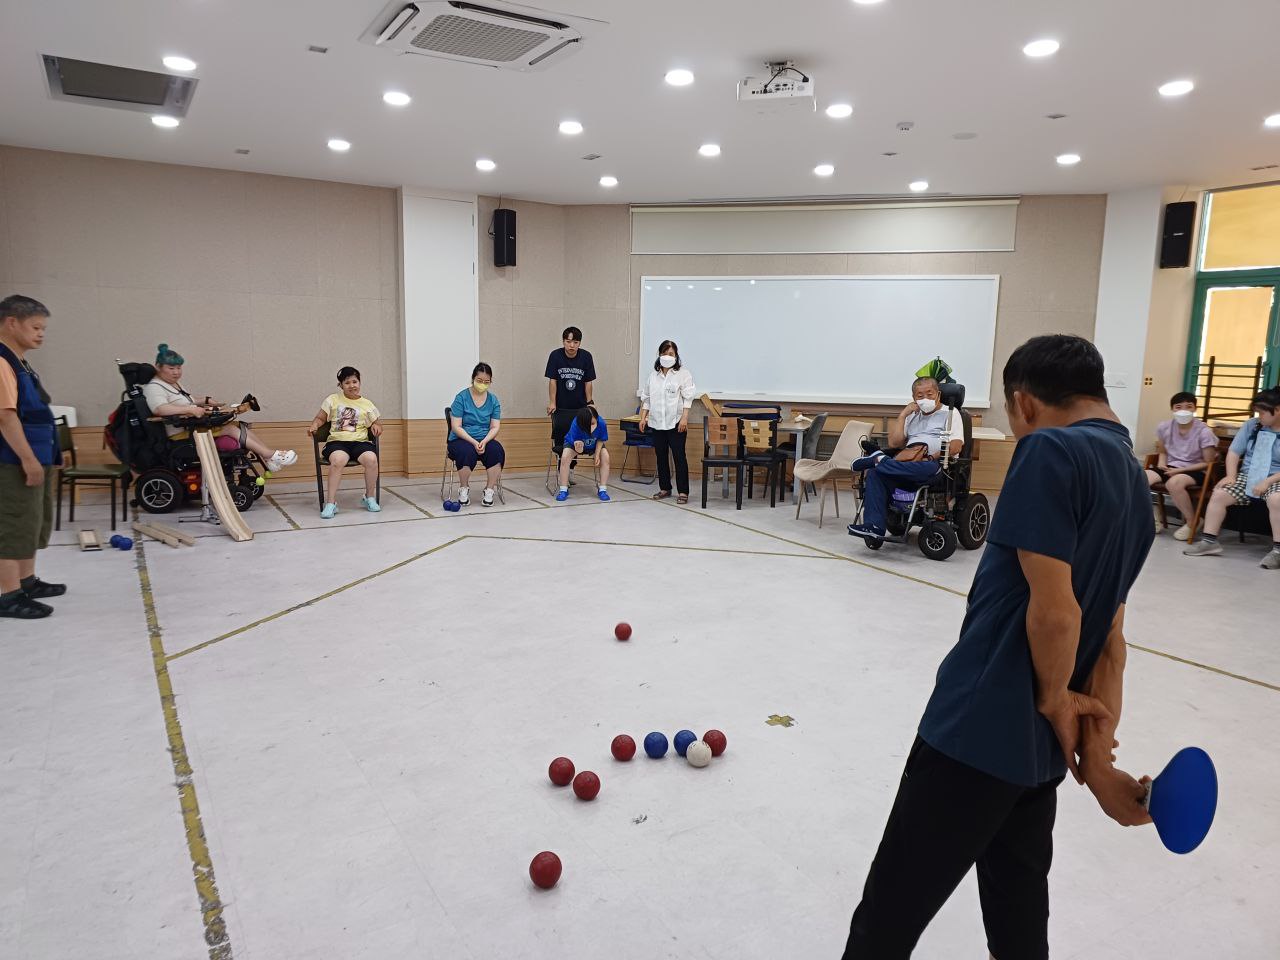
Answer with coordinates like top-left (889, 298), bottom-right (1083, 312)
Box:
top-left (155, 343), bottom-right (185, 366)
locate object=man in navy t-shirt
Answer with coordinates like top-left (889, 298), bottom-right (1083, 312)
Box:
top-left (842, 335), bottom-right (1155, 960)
top-left (545, 325), bottom-right (596, 448)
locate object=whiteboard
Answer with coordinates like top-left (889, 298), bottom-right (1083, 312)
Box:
top-left (638, 275), bottom-right (1000, 407)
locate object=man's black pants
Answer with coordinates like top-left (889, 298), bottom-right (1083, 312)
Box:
top-left (843, 738), bottom-right (1063, 960)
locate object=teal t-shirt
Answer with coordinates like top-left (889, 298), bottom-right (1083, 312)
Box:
top-left (449, 389), bottom-right (501, 442)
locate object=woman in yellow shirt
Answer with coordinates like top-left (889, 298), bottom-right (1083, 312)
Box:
top-left (307, 366), bottom-right (382, 518)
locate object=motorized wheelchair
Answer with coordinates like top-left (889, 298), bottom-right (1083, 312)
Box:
top-left (851, 381), bottom-right (991, 561)
top-left (105, 361), bottom-right (267, 514)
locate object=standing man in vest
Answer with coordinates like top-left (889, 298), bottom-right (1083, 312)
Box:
top-left (0, 295), bottom-right (65, 620)
top-left (847, 375), bottom-right (963, 543)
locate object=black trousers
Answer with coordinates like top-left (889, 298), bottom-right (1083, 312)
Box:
top-left (551, 408), bottom-right (582, 447)
top-left (843, 738), bottom-right (1062, 960)
top-left (651, 427), bottom-right (689, 494)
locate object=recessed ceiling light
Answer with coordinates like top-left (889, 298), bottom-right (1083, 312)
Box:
top-left (151, 115), bottom-right (180, 128)
top-left (1158, 79), bottom-right (1194, 97)
top-left (162, 55), bottom-right (197, 72)
top-left (475, 158), bottom-right (496, 172)
top-left (1056, 153), bottom-right (1081, 166)
top-left (559, 120), bottom-right (583, 135)
top-left (665, 68), bottom-right (694, 87)
top-left (908, 180), bottom-right (929, 192)
top-left (599, 175), bottom-right (618, 187)
top-left (327, 138), bottom-right (350, 152)
top-left (698, 143), bottom-right (721, 157)
top-left (814, 163), bottom-right (835, 177)
top-left (1022, 39), bottom-right (1059, 58)
top-left (1264, 113), bottom-right (1280, 128)
top-left (851, 0), bottom-right (886, 5)
top-left (383, 91), bottom-right (411, 107)
top-left (825, 103), bottom-right (853, 119)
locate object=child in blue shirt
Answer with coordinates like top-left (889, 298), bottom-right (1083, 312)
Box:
top-left (1184, 388), bottom-right (1280, 569)
top-left (557, 406), bottom-right (610, 502)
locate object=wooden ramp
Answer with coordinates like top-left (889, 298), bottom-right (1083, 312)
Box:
top-left (192, 430), bottom-right (254, 542)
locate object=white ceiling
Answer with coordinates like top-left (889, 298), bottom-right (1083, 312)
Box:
top-left (2, 0), bottom-right (1279, 204)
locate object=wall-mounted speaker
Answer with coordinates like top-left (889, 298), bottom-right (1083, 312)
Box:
top-left (493, 208), bottom-right (516, 267)
top-left (1159, 201), bottom-right (1196, 269)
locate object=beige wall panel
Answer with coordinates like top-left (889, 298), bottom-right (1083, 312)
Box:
top-left (316, 297), bottom-right (385, 406)
top-left (564, 306), bottom-right (635, 417)
top-left (246, 175), bottom-right (319, 297)
top-left (784, 253), bottom-right (848, 274)
top-left (0, 149), bottom-right (10, 284)
top-left (91, 158), bottom-right (180, 291)
top-left (376, 187), bottom-right (400, 304)
top-left (847, 253), bottom-right (911, 274)
top-left (908, 251), bottom-right (979, 274)
top-left (508, 200), bottom-right (565, 308)
top-left (378, 299), bottom-right (405, 418)
top-left (316, 183), bottom-right (383, 301)
top-left (168, 166), bottom-right (251, 293)
top-left (478, 301), bottom-right (515, 393)
top-left (249, 294), bottom-right (326, 420)
top-left (566, 204), bottom-right (631, 310)
top-left (510, 304), bottom-right (566, 416)
top-left (976, 249), bottom-right (1041, 313)
top-left (25, 284), bottom-right (109, 422)
top-left (4, 148), bottom-right (100, 286)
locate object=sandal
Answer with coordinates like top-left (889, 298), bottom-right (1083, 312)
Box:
top-left (676, 494), bottom-right (688, 504)
top-left (652, 491), bottom-right (672, 500)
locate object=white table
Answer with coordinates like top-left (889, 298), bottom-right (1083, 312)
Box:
top-left (775, 420), bottom-right (813, 503)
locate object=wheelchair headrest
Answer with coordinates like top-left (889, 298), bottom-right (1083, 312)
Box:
top-left (939, 381), bottom-right (966, 409)
top-left (117, 361), bottom-right (156, 389)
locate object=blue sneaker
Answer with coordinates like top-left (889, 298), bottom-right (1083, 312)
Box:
top-left (851, 451), bottom-right (886, 472)
top-left (361, 496), bottom-right (381, 513)
top-left (555, 489), bottom-right (569, 502)
top-left (598, 489), bottom-right (611, 502)
top-left (320, 502), bottom-right (338, 519)
top-left (847, 522), bottom-right (885, 542)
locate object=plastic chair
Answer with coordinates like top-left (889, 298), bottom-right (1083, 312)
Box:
top-left (54, 418), bottom-right (131, 531)
top-left (701, 416), bottom-right (745, 509)
top-left (793, 419), bottom-right (874, 527)
top-left (312, 420), bottom-right (380, 508)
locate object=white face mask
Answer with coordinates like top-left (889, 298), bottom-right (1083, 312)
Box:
top-left (1173, 409), bottom-right (1194, 425)
top-left (916, 397), bottom-right (937, 414)
top-left (659, 355), bottom-right (677, 369)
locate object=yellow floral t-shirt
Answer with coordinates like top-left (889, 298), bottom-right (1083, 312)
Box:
top-left (323, 394), bottom-right (379, 442)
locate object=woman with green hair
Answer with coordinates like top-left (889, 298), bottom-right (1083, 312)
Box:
top-left (141, 343), bottom-right (297, 471)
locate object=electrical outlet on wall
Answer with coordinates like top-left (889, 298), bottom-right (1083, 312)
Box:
top-left (1144, 376), bottom-right (1154, 387)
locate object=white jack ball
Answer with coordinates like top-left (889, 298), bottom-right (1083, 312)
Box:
top-left (686, 740), bottom-right (712, 767)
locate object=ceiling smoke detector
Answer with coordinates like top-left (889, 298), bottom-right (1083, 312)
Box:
top-left (360, 1), bottom-right (606, 72)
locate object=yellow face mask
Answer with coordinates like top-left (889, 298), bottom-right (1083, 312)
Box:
top-left (472, 381), bottom-right (489, 393)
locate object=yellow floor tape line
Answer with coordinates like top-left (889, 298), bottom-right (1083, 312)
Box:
top-left (135, 544), bottom-right (234, 959)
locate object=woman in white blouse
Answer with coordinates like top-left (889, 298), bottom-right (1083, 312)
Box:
top-left (639, 340), bottom-right (696, 503)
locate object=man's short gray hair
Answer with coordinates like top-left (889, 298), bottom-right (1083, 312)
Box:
top-left (912, 376), bottom-right (939, 393)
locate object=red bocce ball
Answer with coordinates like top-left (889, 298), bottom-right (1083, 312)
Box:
top-left (572, 770), bottom-right (601, 801)
top-left (529, 851), bottom-right (562, 889)
top-left (703, 729), bottom-right (727, 757)
top-left (548, 757), bottom-right (575, 786)
top-left (611, 734), bottom-right (636, 761)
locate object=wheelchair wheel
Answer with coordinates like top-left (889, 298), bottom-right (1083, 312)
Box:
top-left (918, 520), bottom-right (958, 561)
top-left (956, 493), bottom-right (990, 550)
top-left (230, 483), bottom-right (255, 513)
top-left (136, 469), bottom-right (181, 514)
top-left (864, 537), bottom-right (883, 551)
top-left (885, 511), bottom-right (908, 537)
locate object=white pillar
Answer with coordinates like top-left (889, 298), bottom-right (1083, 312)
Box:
top-left (1093, 186), bottom-right (1165, 435)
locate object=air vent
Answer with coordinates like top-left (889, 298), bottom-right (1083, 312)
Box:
top-left (360, 1), bottom-right (606, 72)
top-left (42, 55), bottom-right (197, 116)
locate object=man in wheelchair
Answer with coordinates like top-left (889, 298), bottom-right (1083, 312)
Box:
top-left (846, 375), bottom-right (990, 560)
top-left (141, 343), bottom-right (296, 472)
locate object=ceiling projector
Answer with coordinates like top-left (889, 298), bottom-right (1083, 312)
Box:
top-left (736, 61), bottom-right (815, 112)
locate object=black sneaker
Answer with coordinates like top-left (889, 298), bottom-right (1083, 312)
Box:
top-left (22, 577), bottom-right (67, 599)
top-left (860, 439), bottom-right (881, 456)
top-left (0, 595), bottom-right (54, 619)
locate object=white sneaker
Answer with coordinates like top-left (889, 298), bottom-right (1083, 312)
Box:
top-left (1173, 524), bottom-right (1192, 541)
top-left (482, 488), bottom-right (495, 507)
top-left (268, 449), bottom-right (298, 470)
top-left (458, 487), bottom-right (470, 506)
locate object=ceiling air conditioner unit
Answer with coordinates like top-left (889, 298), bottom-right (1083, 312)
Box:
top-left (360, 1), bottom-right (606, 71)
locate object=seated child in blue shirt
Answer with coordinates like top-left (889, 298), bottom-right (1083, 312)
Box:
top-left (557, 406), bottom-right (611, 502)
